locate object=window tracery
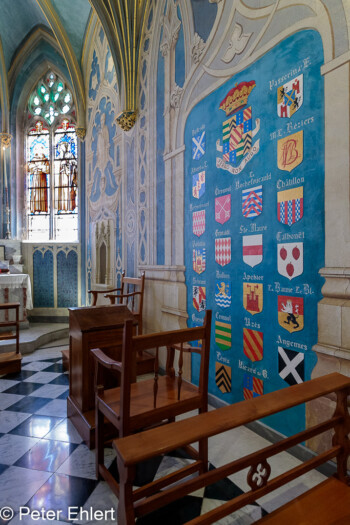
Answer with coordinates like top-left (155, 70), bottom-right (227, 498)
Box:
top-left (26, 71), bottom-right (78, 241)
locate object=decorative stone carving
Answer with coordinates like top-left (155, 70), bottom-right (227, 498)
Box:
top-left (160, 0), bottom-right (181, 57)
top-left (0, 133), bottom-right (12, 148)
top-left (170, 84), bottom-right (183, 109)
top-left (76, 127), bottom-right (86, 140)
top-left (192, 33), bottom-right (206, 64)
top-left (116, 110), bottom-right (138, 131)
top-left (221, 23), bottom-right (252, 63)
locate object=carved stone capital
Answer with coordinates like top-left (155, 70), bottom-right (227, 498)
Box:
top-left (192, 33), bottom-right (206, 64)
top-left (76, 128), bottom-right (86, 141)
top-left (170, 84), bottom-right (183, 109)
top-left (0, 133), bottom-right (12, 149)
top-left (116, 110), bottom-right (138, 131)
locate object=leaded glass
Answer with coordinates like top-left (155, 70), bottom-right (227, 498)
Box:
top-left (28, 72), bottom-right (74, 126)
top-left (25, 71), bottom-right (78, 241)
top-left (27, 122), bottom-right (50, 216)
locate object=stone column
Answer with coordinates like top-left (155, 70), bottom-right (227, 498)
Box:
top-left (307, 52), bottom-right (350, 453)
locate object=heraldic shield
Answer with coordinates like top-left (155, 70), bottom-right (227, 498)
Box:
top-left (278, 347), bottom-right (305, 386)
top-left (243, 374), bottom-right (263, 400)
top-left (215, 237), bottom-right (231, 266)
top-left (277, 242), bottom-right (303, 280)
top-left (215, 320), bottom-right (231, 350)
top-left (192, 210), bottom-right (205, 237)
top-left (277, 186), bottom-right (303, 226)
top-left (243, 234), bottom-right (263, 267)
top-left (215, 194), bottom-right (231, 224)
top-left (278, 295), bottom-right (304, 333)
top-left (277, 74), bottom-right (303, 118)
top-left (215, 362), bottom-right (231, 394)
top-left (277, 130), bottom-right (303, 172)
top-left (243, 328), bottom-right (263, 362)
top-left (193, 286), bottom-right (206, 312)
top-left (243, 283), bottom-right (263, 315)
top-left (193, 247), bottom-right (206, 274)
top-left (192, 171), bottom-right (205, 199)
top-left (216, 80), bottom-right (260, 175)
top-left (242, 186), bottom-right (262, 219)
top-left (215, 279), bottom-right (231, 308)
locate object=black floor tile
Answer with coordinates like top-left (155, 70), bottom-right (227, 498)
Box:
top-left (3, 370), bottom-right (37, 381)
top-left (3, 382), bottom-right (43, 396)
top-left (7, 396), bottom-right (51, 413)
top-left (49, 374), bottom-right (69, 386)
top-left (43, 363), bottom-right (64, 374)
top-left (9, 415), bottom-right (63, 438)
top-left (0, 463), bottom-right (8, 475)
top-left (137, 495), bottom-right (203, 524)
top-left (108, 453), bottom-right (164, 487)
top-left (14, 439), bottom-right (77, 472)
top-left (203, 465), bottom-right (244, 501)
top-left (57, 390), bottom-right (69, 400)
top-left (26, 473), bottom-right (98, 520)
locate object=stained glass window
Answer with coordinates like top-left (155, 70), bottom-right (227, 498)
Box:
top-left (26, 72), bottom-right (78, 241)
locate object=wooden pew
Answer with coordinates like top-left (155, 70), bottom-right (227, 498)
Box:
top-left (114, 372), bottom-right (350, 524)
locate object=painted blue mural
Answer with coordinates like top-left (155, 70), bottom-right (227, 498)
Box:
top-left (184, 31), bottom-right (324, 437)
top-left (88, 51), bottom-right (101, 101)
top-left (33, 249), bottom-right (54, 308)
top-left (90, 97), bottom-right (117, 202)
top-left (57, 250), bottom-right (78, 307)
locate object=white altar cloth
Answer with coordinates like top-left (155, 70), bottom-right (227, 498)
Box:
top-left (0, 274), bottom-right (33, 321)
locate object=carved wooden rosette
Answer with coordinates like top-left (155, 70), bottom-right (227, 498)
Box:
top-left (247, 459), bottom-right (271, 489)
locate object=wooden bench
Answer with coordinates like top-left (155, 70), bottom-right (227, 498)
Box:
top-left (114, 372), bottom-right (350, 524)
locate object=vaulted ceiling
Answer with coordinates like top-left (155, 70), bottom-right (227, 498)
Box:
top-left (0, 0), bottom-right (150, 133)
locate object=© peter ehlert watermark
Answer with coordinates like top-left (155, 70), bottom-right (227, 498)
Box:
top-left (0, 507), bottom-right (116, 521)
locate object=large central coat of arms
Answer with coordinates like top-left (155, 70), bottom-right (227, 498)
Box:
top-left (216, 80), bottom-right (260, 175)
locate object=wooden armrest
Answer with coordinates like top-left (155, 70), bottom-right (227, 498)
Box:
top-left (0, 302), bottom-right (20, 311)
top-left (90, 348), bottom-right (122, 371)
top-left (171, 343), bottom-right (202, 353)
top-left (104, 291), bottom-right (141, 299)
top-left (88, 288), bottom-right (121, 295)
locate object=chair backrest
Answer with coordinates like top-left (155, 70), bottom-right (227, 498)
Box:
top-left (119, 310), bottom-right (212, 433)
top-left (106, 271), bottom-right (145, 334)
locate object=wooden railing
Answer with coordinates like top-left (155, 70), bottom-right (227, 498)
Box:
top-left (114, 373), bottom-right (350, 524)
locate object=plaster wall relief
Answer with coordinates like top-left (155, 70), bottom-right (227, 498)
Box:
top-left (84, 25), bottom-right (123, 304)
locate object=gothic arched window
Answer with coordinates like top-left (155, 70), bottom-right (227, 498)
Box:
top-left (26, 71), bottom-right (78, 241)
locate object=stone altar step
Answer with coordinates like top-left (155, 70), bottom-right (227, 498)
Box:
top-left (0, 323), bottom-right (68, 355)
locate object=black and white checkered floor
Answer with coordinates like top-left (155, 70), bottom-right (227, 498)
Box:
top-left (0, 341), bottom-right (325, 524)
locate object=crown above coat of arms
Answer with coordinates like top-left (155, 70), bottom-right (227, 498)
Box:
top-left (219, 80), bottom-right (256, 116)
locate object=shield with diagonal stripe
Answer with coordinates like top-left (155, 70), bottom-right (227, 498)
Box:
top-left (215, 363), bottom-right (231, 394)
top-left (243, 374), bottom-right (263, 400)
top-left (243, 328), bottom-right (263, 362)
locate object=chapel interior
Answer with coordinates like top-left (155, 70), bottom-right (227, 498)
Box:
top-left (0, 1), bottom-right (350, 523)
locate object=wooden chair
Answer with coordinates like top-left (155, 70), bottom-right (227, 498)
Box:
top-left (88, 271), bottom-right (145, 334)
top-left (0, 302), bottom-right (21, 375)
top-left (90, 310), bottom-right (212, 498)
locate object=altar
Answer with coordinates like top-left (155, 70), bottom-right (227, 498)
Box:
top-left (0, 274), bottom-right (33, 322)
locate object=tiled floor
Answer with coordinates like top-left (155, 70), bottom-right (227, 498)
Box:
top-left (0, 341), bottom-right (326, 524)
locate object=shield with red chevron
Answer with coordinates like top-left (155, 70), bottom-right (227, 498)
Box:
top-left (242, 185), bottom-right (262, 219)
top-left (243, 328), bottom-right (263, 362)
